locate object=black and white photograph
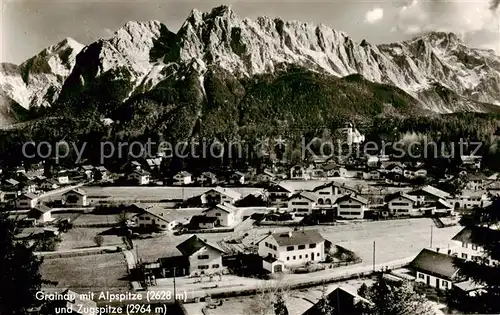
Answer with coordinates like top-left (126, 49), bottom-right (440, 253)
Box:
top-left (1, 0), bottom-right (500, 314)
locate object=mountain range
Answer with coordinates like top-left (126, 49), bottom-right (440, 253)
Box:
top-left (1, 5), bottom-right (500, 132)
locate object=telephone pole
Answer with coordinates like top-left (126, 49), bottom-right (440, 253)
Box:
top-left (372, 241), bottom-right (376, 272)
top-left (430, 225), bottom-right (433, 248)
top-left (173, 266), bottom-right (177, 302)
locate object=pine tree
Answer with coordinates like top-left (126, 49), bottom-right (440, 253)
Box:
top-left (451, 197), bottom-right (500, 313)
top-left (315, 285), bottom-right (334, 315)
top-left (360, 274), bottom-right (434, 315)
top-left (0, 213), bottom-right (43, 315)
top-left (274, 290), bottom-right (289, 315)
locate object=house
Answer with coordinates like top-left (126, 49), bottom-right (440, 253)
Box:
top-left (173, 171), bottom-right (192, 185)
top-left (408, 185), bottom-right (451, 206)
top-left (80, 165), bottom-right (94, 180)
top-left (451, 190), bottom-right (490, 210)
top-left (302, 286), bottom-right (373, 315)
top-left (21, 180), bottom-right (37, 194)
top-left (414, 168), bottom-right (428, 178)
top-left (362, 169), bottom-right (381, 180)
top-left (290, 165), bottom-right (307, 180)
top-left (63, 188), bottom-right (88, 207)
top-left (56, 175), bottom-right (69, 185)
top-left (257, 229), bottom-right (325, 272)
top-left (200, 186), bottom-right (242, 205)
top-left (134, 205), bottom-right (181, 231)
top-left (305, 168), bottom-right (326, 179)
top-left (451, 227), bottom-right (498, 265)
top-left (202, 203), bottom-right (238, 227)
top-left (40, 179), bottom-right (60, 191)
top-left (386, 192), bottom-right (418, 217)
top-left (410, 248), bottom-right (462, 290)
top-left (15, 193), bottom-right (38, 209)
top-left (466, 173), bottom-right (487, 191)
top-left (266, 183), bottom-right (294, 203)
top-left (461, 155), bottom-right (482, 169)
top-left (432, 199), bottom-right (454, 216)
top-left (322, 161), bottom-right (342, 177)
top-left (171, 235), bottom-right (225, 276)
top-left (190, 215), bottom-right (218, 229)
top-left (196, 172), bottom-right (217, 186)
top-left (29, 204), bottom-right (54, 224)
top-left (366, 156), bottom-right (379, 168)
top-left (384, 162), bottom-right (404, 175)
top-left (310, 181), bottom-right (359, 205)
top-left (230, 171), bottom-right (246, 185)
top-left (130, 160), bottom-right (142, 170)
top-left (335, 194), bottom-right (368, 219)
top-left (130, 169), bottom-right (151, 185)
top-left (15, 166), bottom-right (26, 174)
top-left (94, 166), bottom-right (110, 181)
top-left (342, 123), bottom-right (365, 145)
top-left (287, 191), bottom-right (318, 215)
top-left (146, 157), bottom-right (162, 171)
top-left (4, 178), bottom-right (20, 191)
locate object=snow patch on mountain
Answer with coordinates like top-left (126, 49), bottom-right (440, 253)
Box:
top-left (0, 37), bottom-right (84, 110)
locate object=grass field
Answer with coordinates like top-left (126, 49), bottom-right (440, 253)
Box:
top-left (41, 253), bottom-right (129, 292)
top-left (82, 186), bottom-right (264, 203)
top-left (58, 227), bottom-right (123, 250)
top-left (132, 218), bottom-right (461, 268)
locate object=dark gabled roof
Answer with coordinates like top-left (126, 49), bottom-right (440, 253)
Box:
top-left (190, 215), bottom-right (218, 224)
top-left (452, 227), bottom-right (500, 247)
top-left (267, 183), bottom-right (293, 193)
top-left (202, 203), bottom-right (237, 214)
top-left (287, 191), bottom-right (318, 202)
top-left (133, 169), bottom-right (151, 176)
top-left (96, 166), bottom-right (109, 172)
top-left (410, 248), bottom-right (459, 280)
top-left (263, 256), bottom-right (278, 263)
top-left (312, 181), bottom-right (359, 194)
top-left (409, 185), bottom-right (450, 199)
top-left (64, 188), bottom-right (86, 196)
top-left (33, 204), bottom-right (52, 213)
top-left (385, 191), bottom-right (417, 203)
top-left (264, 229), bottom-right (324, 247)
top-left (176, 235), bottom-right (224, 257)
top-left (335, 193), bottom-right (368, 205)
top-left (21, 192), bottom-right (38, 199)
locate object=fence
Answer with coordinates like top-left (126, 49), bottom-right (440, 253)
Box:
top-left (36, 247), bottom-right (122, 259)
top-left (188, 260), bottom-right (412, 303)
top-left (185, 228), bottom-right (234, 234)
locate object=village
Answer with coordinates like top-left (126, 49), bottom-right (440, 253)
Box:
top-left (1, 125), bottom-right (498, 315)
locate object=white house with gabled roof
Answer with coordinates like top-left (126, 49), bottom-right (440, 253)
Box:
top-left (266, 183), bottom-right (294, 203)
top-left (134, 205), bottom-right (182, 231)
top-left (201, 186), bottom-right (241, 205)
top-left (335, 194), bottom-right (368, 219)
top-left (15, 193), bottom-right (38, 209)
top-left (202, 203), bottom-right (238, 227)
top-left (287, 191), bottom-right (318, 215)
top-left (408, 185), bottom-right (451, 206)
top-left (386, 192), bottom-right (418, 216)
top-left (129, 169), bottom-right (151, 185)
top-left (257, 229), bottom-right (325, 272)
top-left (173, 171), bottom-right (192, 185)
top-left (63, 188), bottom-right (88, 207)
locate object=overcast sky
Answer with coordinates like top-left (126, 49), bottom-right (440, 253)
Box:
top-left (1, 0), bottom-right (499, 64)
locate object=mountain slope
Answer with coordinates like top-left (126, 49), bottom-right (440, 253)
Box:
top-left (2, 5), bottom-right (500, 129)
top-left (56, 6), bottom-right (500, 115)
top-left (0, 37), bottom-right (84, 123)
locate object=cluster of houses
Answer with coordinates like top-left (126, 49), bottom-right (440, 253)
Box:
top-left (409, 225), bottom-right (496, 297)
top-left (270, 182), bottom-right (464, 220)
